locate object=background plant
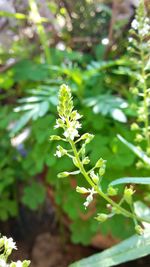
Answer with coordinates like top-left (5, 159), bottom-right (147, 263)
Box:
top-left (0, 0), bottom-right (150, 247)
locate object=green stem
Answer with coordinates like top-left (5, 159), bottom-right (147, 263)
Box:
top-left (69, 139), bottom-right (150, 224)
top-left (28, 0), bottom-right (51, 65)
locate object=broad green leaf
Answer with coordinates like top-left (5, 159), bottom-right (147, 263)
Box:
top-left (70, 230), bottom-right (150, 267)
top-left (117, 135), bottom-right (150, 165)
top-left (109, 177), bottom-right (150, 187)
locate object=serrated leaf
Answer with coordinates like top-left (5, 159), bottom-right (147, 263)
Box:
top-left (109, 177), bottom-right (150, 187)
top-left (84, 94), bottom-right (128, 122)
top-left (117, 135), bottom-right (150, 165)
top-left (22, 182), bottom-right (46, 210)
top-left (70, 230), bottom-right (150, 267)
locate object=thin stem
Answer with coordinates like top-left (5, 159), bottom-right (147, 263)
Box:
top-left (69, 139), bottom-right (150, 224)
top-left (28, 0), bottom-right (51, 65)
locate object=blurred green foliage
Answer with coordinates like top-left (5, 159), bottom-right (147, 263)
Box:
top-left (0, 0), bottom-right (150, 245)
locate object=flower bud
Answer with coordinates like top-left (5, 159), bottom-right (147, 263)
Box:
top-left (82, 157), bottom-right (90, 165)
top-left (135, 225), bottom-right (144, 235)
top-left (95, 158), bottom-right (106, 168)
top-left (57, 172), bottom-right (70, 178)
top-left (99, 166), bottom-right (105, 177)
top-left (95, 213), bottom-right (108, 222)
top-left (84, 134), bottom-right (94, 144)
top-left (124, 186), bottom-right (135, 205)
top-left (76, 186), bottom-right (88, 194)
top-left (135, 134), bottom-right (143, 143)
top-left (50, 135), bottom-right (62, 141)
top-left (107, 186), bottom-right (118, 196)
top-left (130, 87), bottom-right (139, 95)
top-left (54, 145), bottom-right (67, 158)
top-left (136, 161), bottom-right (144, 169)
top-left (80, 133), bottom-right (94, 142)
top-left (130, 123), bottom-right (139, 131)
top-left (90, 171), bottom-right (99, 184)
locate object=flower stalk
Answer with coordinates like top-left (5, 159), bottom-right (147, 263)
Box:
top-left (50, 84), bottom-right (150, 230)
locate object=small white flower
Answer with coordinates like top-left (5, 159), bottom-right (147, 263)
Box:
top-left (139, 24), bottom-right (150, 36)
top-left (83, 188), bottom-right (95, 209)
top-left (128, 37), bottom-right (133, 43)
top-left (15, 260), bottom-right (23, 267)
top-left (54, 150), bottom-right (62, 157)
top-left (54, 145), bottom-right (67, 158)
top-left (0, 259), bottom-right (8, 267)
top-left (131, 19), bottom-right (139, 30)
top-left (3, 236), bottom-right (17, 251)
top-left (64, 127), bottom-right (79, 140)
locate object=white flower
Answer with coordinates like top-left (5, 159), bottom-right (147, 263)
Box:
top-left (83, 188), bottom-right (95, 209)
top-left (0, 259), bottom-right (8, 267)
top-left (139, 24), bottom-right (150, 36)
top-left (64, 127), bottom-right (79, 140)
top-left (2, 236), bottom-right (17, 254)
top-left (54, 150), bottom-right (62, 157)
top-left (54, 145), bottom-right (67, 158)
top-left (14, 260), bottom-right (23, 267)
top-left (128, 37), bottom-right (133, 43)
top-left (131, 19), bottom-right (139, 30)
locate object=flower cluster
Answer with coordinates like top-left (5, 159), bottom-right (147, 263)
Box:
top-left (0, 236), bottom-right (30, 267)
top-left (54, 84), bottom-right (82, 141)
top-left (128, 0), bottom-right (150, 168)
top-left (50, 83), bottom-right (148, 234)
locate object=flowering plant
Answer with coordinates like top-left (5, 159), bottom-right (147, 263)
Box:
top-left (0, 235), bottom-right (30, 267)
top-left (50, 84), bottom-right (150, 235)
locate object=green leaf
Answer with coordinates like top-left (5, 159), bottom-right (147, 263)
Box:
top-left (110, 177), bottom-right (150, 187)
top-left (70, 230), bottom-right (150, 267)
top-left (22, 182), bottom-right (46, 210)
top-left (84, 94), bottom-right (127, 122)
top-left (13, 60), bottom-right (49, 81)
top-left (134, 201), bottom-right (150, 224)
top-left (117, 135), bottom-right (150, 165)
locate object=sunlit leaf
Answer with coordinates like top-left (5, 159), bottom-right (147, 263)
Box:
top-left (117, 135), bottom-right (150, 165)
top-left (109, 177), bottom-right (150, 187)
top-left (84, 94), bottom-right (128, 122)
top-left (70, 230), bottom-right (150, 267)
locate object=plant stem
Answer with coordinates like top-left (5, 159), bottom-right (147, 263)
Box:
top-left (69, 139), bottom-right (150, 224)
top-left (28, 0), bottom-right (51, 65)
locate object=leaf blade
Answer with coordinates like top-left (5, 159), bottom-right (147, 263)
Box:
top-left (117, 135), bottom-right (150, 165)
top-left (70, 231), bottom-right (150, 267)
top-left (109, 177), bottom-right (150, 187)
